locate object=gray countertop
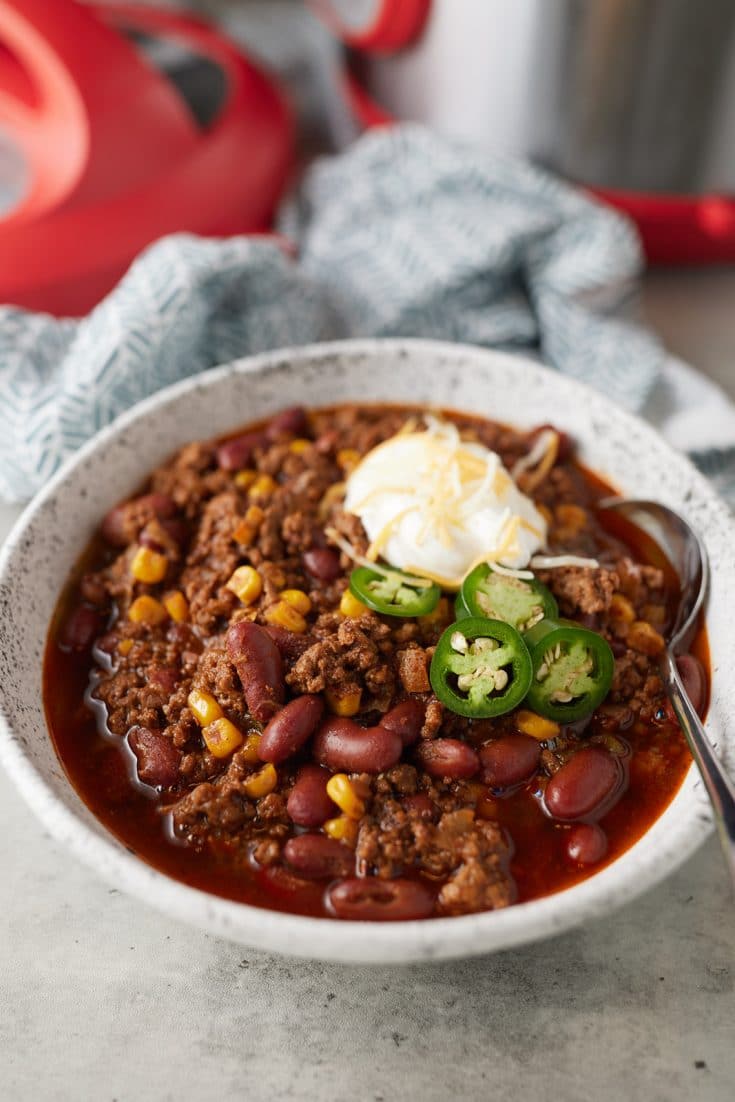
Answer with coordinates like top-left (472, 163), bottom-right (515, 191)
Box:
top-left (2, 270), bottom-right (734, 1101)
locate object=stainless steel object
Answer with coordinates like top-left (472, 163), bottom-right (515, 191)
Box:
top-left (599, 498), bottom-right (735, 887)
top-left (362, 0), bottom-right (735, 193)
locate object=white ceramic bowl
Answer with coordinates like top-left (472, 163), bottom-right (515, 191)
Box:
top-left (0, 340), bottom-right (732, 963)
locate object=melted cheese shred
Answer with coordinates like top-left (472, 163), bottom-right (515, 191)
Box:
top-left (343, 418), bottom-right (549, 590)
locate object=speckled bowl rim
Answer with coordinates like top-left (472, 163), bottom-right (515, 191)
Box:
top-left (0, 339), bottom-right (732, 964)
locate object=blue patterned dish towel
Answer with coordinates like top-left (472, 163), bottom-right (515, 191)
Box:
top-left (1, 125), bottom-right (734, 504)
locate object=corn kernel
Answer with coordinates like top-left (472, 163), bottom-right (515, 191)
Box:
top-left (324, 815), bottom-right (359, 847)
top-left (128, 595), bottom-right (168, 625)
top-left (554, 504), bottom-right (588, 535)
top-left (163, 590), bottom-right (189, 622)
top-left (232, 505), bottom-right (264, 545)
top-left (188, 689), bottom-right (223, 727)
top-left (628, 620), bottom-right (665, 657)
top-left (240, 733), bottom-right (262, 763)
top-left (226, 565), bottom-right (263, 605)
top-left (610, 593), bottom-right (636, 624)
top-left (325, 688), bottom-right (361, 717)
top-left (249, 474), bottom-right (278, 499)
top-left (280, 588), bottom-right (311, 615)
top-left (339, 590), bottom-right (368, 618)
top-left (243, 762), bottom-right (277, 798)
top-left (264, 600), bottom-right (307, 633)
top-left (516, 709), bottom-right (560, 741)
top-left (336, 448), bottom-right (361, 471)
top-left (641, 602), bottom-right (666, 627)
top-left (117, 638), bottom-right (134, 656)
top-left (130, 546), bottom-right (168, 584)
top-left (203, 717), bottom-right (244, 758)
top-left (234, 468), bottom-right (257, 489)
top-left (326, 773), bottom-right (366, 819)
top-left (289, 438), bottom-right (312, 455)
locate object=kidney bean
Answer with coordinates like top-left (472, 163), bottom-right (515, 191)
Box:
top-left (128, 726), bottom-right (181, 788)
top-left (226, 621), bottom-right (284, 724)
top-left (266, 406), bottom-right (307, 440)
top-left (529, 423), bottom-right (573, 462)
top-left (545, 747), bottom-right (624, 821)
top-left (158, 517), bottom-right (189, 548)
top-left (101, 492), bottom-right (176, 546)
top-left (287, 764), bottom-right (337, 827)
top-left (302, 546), bottom-right (341, 582)
top-left (148, 666), bottom-right (179, 696)
top-left (216, 431), bottom-right (265, 472)
top-left (312, 718), bottom-right (402, 774)
top-left (264, 625), bottom-right (313, 663)
top-left (380, 699), bottom-right (426, 747)
top-left (414, 738), bottom-right (480, 780)
top-left (258, 694), bottom-right (324, 764)
top-left (480, 734), bottom-right (541, 789)
top-left (327, 877), bottom-right (435, 921)
top-left (566, 823), bottom-right (608, 866)
top-left (138, 531), bottom-right (165, 554)
top-left (403, 793), bottom-right (436, 820)
top-left (283, 834), bottom-right (354, 880)
top-left (60, 604), bottom-right (105, 651)
top-left (674, 654), bottom-right (707, 718)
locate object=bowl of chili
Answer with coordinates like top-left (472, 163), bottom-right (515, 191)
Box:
top-left (0, 339), bottom-right (732, 963)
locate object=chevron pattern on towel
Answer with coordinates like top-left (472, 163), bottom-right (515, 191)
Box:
top-left (1, 125), bottom-right (733, 505)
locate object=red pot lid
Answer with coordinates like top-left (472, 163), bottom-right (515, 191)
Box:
top-left (310, 0), bottom-right (431, 54)
top-left (0, 0), bottom-right (293, 314)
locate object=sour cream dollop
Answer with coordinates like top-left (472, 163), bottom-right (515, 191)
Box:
top-left (343, 418), bottom-right (548, 589)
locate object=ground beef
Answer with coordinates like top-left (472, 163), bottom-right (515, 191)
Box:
top-left (172, 751), bottom-right (260, 838)
top-left (356, 803), bottom-right (513, 913)
top-left (421, 697), bottom-right (444, 740)
top-left (397, 645), bottom-right (431, 693)
top-left (286, 614), bottom-right (396, 711)
top-left (437, 824), bottom-right (514, 914)
top-left (540, 565), bottom-right (619, 617)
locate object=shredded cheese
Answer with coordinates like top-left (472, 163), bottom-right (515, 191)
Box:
top-left (511, 429), bottom-right (560, 491)
top-left (529, 554), bottom-right (600, 570)
top-left (325, 527), bottom-right (434, 589)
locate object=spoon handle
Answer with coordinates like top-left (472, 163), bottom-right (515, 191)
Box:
top-left (663, 651), bottom-right (735, 888)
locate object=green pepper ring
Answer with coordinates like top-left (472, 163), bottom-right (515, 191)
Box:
top-left (524, 617), bottom-right (615, 722)
top-left (349, 565), bottom-right (441, 619)
top-left (459, 562), bottom-right (558, 632)
top-left (430, 616), bottom-right (533, 719)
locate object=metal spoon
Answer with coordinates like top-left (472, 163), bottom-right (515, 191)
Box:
top-left (598, 498), bottom-right (735, 885)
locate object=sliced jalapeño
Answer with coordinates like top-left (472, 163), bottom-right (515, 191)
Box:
top-left (430, 617), bottom-right (532, 719)
top-left (459, 562), bottom-right (558, 633)
top-left (524, 618), bottom-right (614, 722)
top-left (349, 565), bottom-right (441, 618)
